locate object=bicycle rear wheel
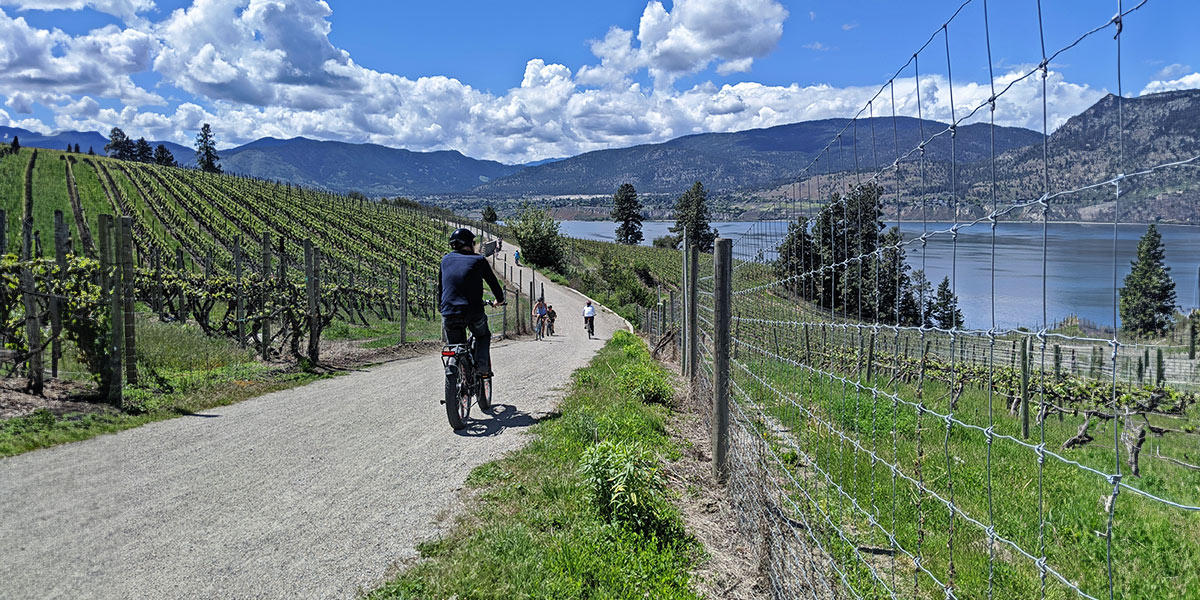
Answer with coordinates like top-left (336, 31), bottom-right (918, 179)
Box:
top-left (445, 371), bottom-right (469, 430)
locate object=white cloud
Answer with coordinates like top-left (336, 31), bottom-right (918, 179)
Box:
top-left (0, 0), bottom-right (154, 22)
top-left (1139, 71), bottom-right (1200, 96)
top-left (803, 41), bottom-right (830, 51)
top-left (1155, 63), bottom-right (1191, 80)
top-left (842, 23), bottom-right (858, 31)
top-left (0, 9), bottom-right (161, 105)
top-left (0, 0), bottom-right (1117, 166)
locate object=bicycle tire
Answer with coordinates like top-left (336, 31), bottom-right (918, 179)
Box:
top-left (445, 370), bottom-right (468, 430)
top-left (478, 378), bottom-right (492, 411)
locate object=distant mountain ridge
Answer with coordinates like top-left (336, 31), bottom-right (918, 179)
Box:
top-left (0, 126), bottom-right (193, 164)
top-left (470, 118), bottom-right (1046, 197)
top-left (218, 137), bottom-right (522, 196)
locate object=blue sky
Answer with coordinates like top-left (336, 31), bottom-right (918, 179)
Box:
top-left (0, 0), bottom-right (1196, 163)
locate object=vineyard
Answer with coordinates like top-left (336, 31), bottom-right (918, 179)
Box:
top-left (0, 147), bottom-right (485, 406)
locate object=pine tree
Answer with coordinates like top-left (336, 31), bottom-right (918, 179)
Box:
top-left (73, 143), bottom-right (81, 154)
top-left (195, 123), bottom-right (222, 173)
top-left (928, 276), bottom-right (964, 330)
top-left (1120, 224), bottom-right (1177, 336)
top-left (67, 143), bottom-right (73, 152)
top-left (611, 183), bottom-right (644, 245)
top-left (88, 146), bottom-right (95, 155)
top-left (10, 136), bottom-right (19, 153)
top-left (153, 144), bottom-right (176, 167)
top-left (481, 205), bottom-right (498, 223)
top-left (670, 181), bottom-right (716, 252)
top-left (134, 137), bottom-right (153, 163)
top-left (105, 127), bottom-right (133, 160)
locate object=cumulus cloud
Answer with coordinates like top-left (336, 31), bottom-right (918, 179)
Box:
top-left (0, 9), bottom-right (161, 105)
top-left (0, 0), bottom-right (154, 22)
top-left (0, 0), bottom-right (1118, 165)
top-left (1140, 71), bottom-right (1200, 96)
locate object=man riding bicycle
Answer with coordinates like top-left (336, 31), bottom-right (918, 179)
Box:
top-left (439, 228), bottom-right (505, 377)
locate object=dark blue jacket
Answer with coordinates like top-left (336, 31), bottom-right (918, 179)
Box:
top-left (439, 250), bottom-right (505, 317)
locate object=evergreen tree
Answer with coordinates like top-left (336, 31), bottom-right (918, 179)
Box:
top-left (67, 143), bottom-right (73, 152)
top-left (908, 270), bottom-right (933, 327)
top-left (775, 216), bottom-right (814, 298)
top-left (87, 146), bottom-right (95, 155)
top-left (195, 123), bottom-right (222, 173)
top-left (134, 137), bottom-right (153, 163)
top-left (73, 143), bottom-right (80, 154)
top-left (1120, 224), bottom-right (1177, 336)
top-left (928, 276), bottom-right (964, 330)
top-left (669, 181), bottom-right (715, 252)
top-left (153, 144), bottom-right (176, 167)
top-left (481, 205), bottom-right (499, 223)
top-left (105, 127), bottom-right (133, 160)
top-left (611, 183), bottom-right (644, 245)
top-left (10, 136), bottom-right (19, 153)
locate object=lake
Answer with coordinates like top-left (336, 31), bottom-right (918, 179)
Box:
top-left (558, 220), bottom-right (1200, 330)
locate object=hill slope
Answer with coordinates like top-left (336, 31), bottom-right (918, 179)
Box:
top-left (219, 137), bottom-right (522, 197)
top-left (471, 118), bottom-right (1045, 196)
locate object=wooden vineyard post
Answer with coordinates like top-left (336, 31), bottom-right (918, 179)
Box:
top-left (399, 261), bottom-right (408, 344)
top-left (1020, 337), bottom-right (1030, 439)
top-left (175, 248), bottom-right (185, 322)
top-left (152, 248), bottom-right (163, 316)
top-left (234, 236), bottom-right (245, 347)
top-left (712, 238), bottom-right (731, 483)
top-left (305, 241), bottom-right (320, 364)
top-left (51, 210), bottom-right (67, 378)
top-left (120, 217), bottom-right (136, 385)
top-left (682, 231), bottom-right (689, 376)
top-left (687, 241), bottom-right (699, 382)
top-left (101, 215), bottom-right (122, 406)
top-left (261, 232), bottom-right (272, 360)
top-left (20, 215), bottom-right (43, 394)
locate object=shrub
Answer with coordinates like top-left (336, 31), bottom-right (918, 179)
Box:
top-left (619, 360), bottom-right (673, 405)
top-left (511, 206), bottom-right (565, 269)
top-left (578, 439), bottom-right (676, 538)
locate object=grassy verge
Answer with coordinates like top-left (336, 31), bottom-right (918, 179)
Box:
top-left (368, 330), bottom-right (703, 600)
top-left (323, 314), bottom-right (443, 348)
top-left (0, 316), bottom-right (325, 457)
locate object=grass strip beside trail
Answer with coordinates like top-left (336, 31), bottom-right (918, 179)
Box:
top-left (0, 318), bottom-right (326, 457)
top-left (369, 330), bottom-right (703, 600)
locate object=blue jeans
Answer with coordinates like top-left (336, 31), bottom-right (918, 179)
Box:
top-left (443, 313), bottom-right (492, 374)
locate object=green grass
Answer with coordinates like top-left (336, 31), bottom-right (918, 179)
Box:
top-left (367, 331), bottom-right (703, 600)
top-left (0, 315), bottom-right (324, 457)
top-left (730, 317), bottom-right (1200, 599)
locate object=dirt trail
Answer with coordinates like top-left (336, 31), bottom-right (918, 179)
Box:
top-left (0, 244), bottom-right (623, 599)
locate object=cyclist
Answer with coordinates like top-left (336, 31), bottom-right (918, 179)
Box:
top-left (582, 300), bottom-right (596, 337)
top-left (439, 228), bottom-right (505, 377)
top-left (546, 305), bottom-right (557, 335)
top-left (513, 249), bottom-right (521, 266)
top-left (532, 296), bottom-right (548, 338)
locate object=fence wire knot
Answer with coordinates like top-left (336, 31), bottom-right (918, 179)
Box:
top-left (1034, 443), bottom-right (1046, 465)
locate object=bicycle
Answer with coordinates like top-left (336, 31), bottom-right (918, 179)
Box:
top-left (547, 319), bottom-right (555, 336)
top-left (441, 305), bottom-right (502, 430)
top-left (584, 315), bottom-right (594, 339)
top-left (535, 314), bottom-right (548, 340)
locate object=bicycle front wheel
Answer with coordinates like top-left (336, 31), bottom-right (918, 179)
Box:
top-left (478, 378), bottom-right (492, 412)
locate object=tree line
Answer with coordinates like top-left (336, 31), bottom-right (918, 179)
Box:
top-left (103, 123), bottom-right (222, 173)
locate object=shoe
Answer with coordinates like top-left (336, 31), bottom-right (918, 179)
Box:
top-left (480, 371), bottom-right (493, 379)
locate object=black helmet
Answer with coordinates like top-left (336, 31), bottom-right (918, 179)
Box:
top-left (449, 228), bottom-right (476, 249)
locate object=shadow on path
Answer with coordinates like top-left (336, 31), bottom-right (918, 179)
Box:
top-left (455, 403), bottom-right (540, 437)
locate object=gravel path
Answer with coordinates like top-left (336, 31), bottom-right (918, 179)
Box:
top-left (0, 244), bottom-right (623, 599)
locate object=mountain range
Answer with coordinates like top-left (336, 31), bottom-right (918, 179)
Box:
top-left (0, 127), bottom-right (193, 163)
top-left (6, 88), bottom-right (1198, 221)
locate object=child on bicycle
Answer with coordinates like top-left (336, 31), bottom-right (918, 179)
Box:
top-left (546, 305), bottom-right (557, 335)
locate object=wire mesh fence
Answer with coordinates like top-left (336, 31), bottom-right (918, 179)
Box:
top-left (625, 1), bottom-right (1200, 597)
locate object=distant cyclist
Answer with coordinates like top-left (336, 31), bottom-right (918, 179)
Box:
top-left (582, 300), bottom-right (596, 338)
top-left (513, 249), bottom-right (521, 266)
top-left (439, 228), bottom-right (505, 377)
top-left (546, 305), bottom-right (557, 335)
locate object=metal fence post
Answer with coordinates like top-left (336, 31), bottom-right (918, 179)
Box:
top-left (712, 238), bottom-right (731, 483)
